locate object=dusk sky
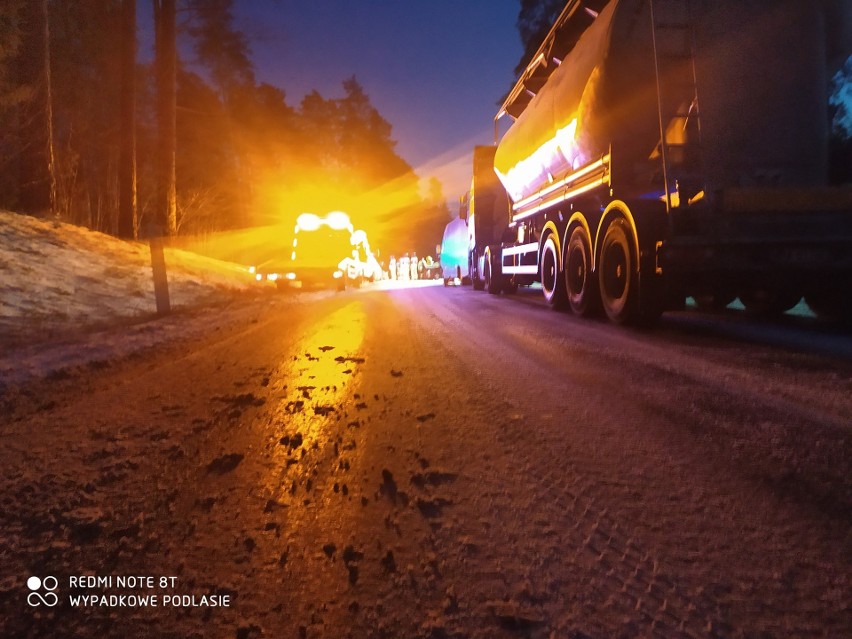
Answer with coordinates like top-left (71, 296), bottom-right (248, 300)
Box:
top-left (236, 0), bottom-right (523, 211)
top-left (143, 1), bottom-right (525, 213)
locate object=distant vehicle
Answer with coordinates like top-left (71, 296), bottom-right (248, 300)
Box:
top-left (440, 216), bottom-right (469, 286)
top-left (271, 212), bottom-right (353, 291)
top-left (253, 212), bottom-right (384, 291)
top-left (468, 0), bottom-right (852, 323)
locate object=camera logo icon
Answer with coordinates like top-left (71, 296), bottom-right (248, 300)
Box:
top-left (27, 576), bottom-right (59, 607)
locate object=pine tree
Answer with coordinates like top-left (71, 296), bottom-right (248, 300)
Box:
top-left (16, 0), bottom-right (55, 216)
top-left (514, 0), bottom-right (564, 75)
top-left (0, 0), bottom-right (29, 209)
top-left (49, 0), bottom-right (124, 230)
top-left (154, 0), bottom-right (177, 235)
top-left (118, 0), bottom-right (137, 238)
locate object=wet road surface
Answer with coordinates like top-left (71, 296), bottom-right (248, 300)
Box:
top-left (1, 283), bottom-right (850, 638)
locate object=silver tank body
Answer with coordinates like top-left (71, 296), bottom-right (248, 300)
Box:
top-left (494, 0), bottom-right (851, 204)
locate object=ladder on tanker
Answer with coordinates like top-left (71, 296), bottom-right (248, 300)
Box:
top-left (649, 0), bottom-right (705, 213)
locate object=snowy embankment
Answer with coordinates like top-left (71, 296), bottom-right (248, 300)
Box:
top-left (0, 210), bottom-right (268, 385)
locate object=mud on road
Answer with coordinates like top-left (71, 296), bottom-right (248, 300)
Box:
top-left (1, 287), bottom-right (850, 638)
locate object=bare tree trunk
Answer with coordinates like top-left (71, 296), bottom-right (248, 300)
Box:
top-left (118, 0), bottom-right (138, 239)
top-left (17, 0), bottom-right (56, 217)
top-left (153, 0), bottom-right (176, 236)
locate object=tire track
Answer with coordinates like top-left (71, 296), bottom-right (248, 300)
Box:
top-left (401, 286), bottom-right (851, 637)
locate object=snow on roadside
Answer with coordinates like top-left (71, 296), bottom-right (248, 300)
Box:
top-left (0, 210), bottom-right (271, 384)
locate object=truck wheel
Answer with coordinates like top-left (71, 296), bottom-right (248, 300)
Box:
top-left (484, 249), bottom-right (501, 295)
top-left (467, 256), bottom-right (485, 291)
top-left (471, 257), bottom-right (485, 291)
top-left (598, 217), bottom-right (638, 324)
top-left (564, 226), bottom-right (598, 317)
top-left (541, 235), bottom-right (567, 309)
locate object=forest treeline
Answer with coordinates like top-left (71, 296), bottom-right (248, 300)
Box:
top-left (0, 0), bottom-right (449, 257)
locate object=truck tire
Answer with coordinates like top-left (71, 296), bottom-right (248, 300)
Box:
top-left (471, 256), bottom-right (485, 291)
top-left (484, 248), bottom-right (501, 295)
top-left (564, 226), bottom-right (598, 317)
top-left (598, 217), bottom-right (638, 324)
top-left (541, 235), bottom-right (567, 309)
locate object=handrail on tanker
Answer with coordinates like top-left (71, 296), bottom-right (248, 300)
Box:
top-left (496, 0), bottom-right (608, 128)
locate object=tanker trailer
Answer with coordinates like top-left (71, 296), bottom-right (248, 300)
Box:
top-left (485, 0), bottom-right (852, 323)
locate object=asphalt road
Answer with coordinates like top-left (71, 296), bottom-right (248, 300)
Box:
top-left (2, 283), bottom-right (850, 638)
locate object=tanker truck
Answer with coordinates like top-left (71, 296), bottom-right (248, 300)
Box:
top-left (470, 0), bottom-right (852, 323)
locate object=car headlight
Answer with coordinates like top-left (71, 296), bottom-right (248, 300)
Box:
top-left (333, 270), bottom-right (343, 279)
top-left (267, 273), bottom-right (278, 281)
top-left (285, 272), bottom-right (297, 280)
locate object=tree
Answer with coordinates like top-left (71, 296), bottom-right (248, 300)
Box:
top-left (49, 0), bottom-right (124, 230)
top-left (224, 81), bottom-right (299, 224)
top-left (154, 0), bottom-right (177, 235)
top-left (337, 76), bottom-right (413, 186)
top-left (180, 0), bottom-right (256, 229)
top-left (183, 0), bottom-right (254, 98)
top-left (0, 2), bottom-right (26, 105)
top-left (415, 177), bottom-right (452, 257)
top-left (118, 0), bottom-right (137, 238)
top-left (298, 89), bottom-right (343, 179)
top-left (16, 0), bottom-right (55, 216)
top-left (0, 0), bottom-right (439, 251)
top-left (514, 0), bottom-right (564, 75)
top-left (0, 0), bottom-right (29, 209)
top-left (173, 68), bottom-right (239, 234)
